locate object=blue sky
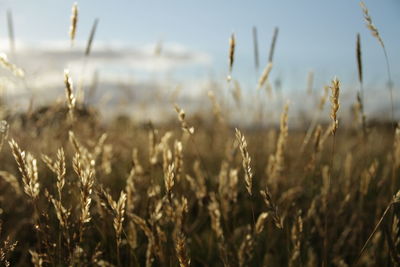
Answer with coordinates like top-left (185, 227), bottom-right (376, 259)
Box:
top-left (0, 0), bottom-right (399, 95)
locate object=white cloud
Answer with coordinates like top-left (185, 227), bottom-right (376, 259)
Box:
top-left (0, 39), bottom-right (211, 75)
top-left (0, 39), bottom-right (211, 85)
top-left (0, 39), bottom-right (213, 114)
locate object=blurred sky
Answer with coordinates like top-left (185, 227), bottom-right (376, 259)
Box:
top-left (0, 0), bottom-right (399, 95)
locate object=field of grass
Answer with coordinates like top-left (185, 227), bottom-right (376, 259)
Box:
top-left (0, 2), bottom-right (399, 267)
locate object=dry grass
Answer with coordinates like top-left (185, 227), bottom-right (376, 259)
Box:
top-left (0, 3), bottom-right (398, 267)
top-left (69, 2), bottom-right (78, 46)
top-left (0, 100), bottom-right (399, 266)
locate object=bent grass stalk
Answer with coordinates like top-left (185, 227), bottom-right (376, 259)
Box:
top-left (360, 1), bottom-right (394, 127)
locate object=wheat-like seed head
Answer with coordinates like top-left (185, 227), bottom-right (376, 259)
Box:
top-left (9, 139), bottom-right (40, 199)
top-left (26, 153), bottom-right (39, 194)
top-left (73, 153), bottom-right (94, 224)
top-left (356, 33), bottom-right (363, 84)
top-left (56, 148), bottom-right (66, 195)
top-left (9, 139), bottom-right (30, 185)
top-left (80, 172), bottom-right (94, 224)
top-left (112, 191), bottom-right (127, 246)
top-left (174, 104), bottom-right (194, 135)
top-left (161, 138), bottom-right (172, 175)
top-left (257, 62), bottom-right (273, 90)
top-left (175, 232), bottom-right (190, 267)
top-left (69, 131), bottom-right (96, 176)
top-left (360, 1), bottom-right (384, 49)
top-left (268, 103), bottom-right (289, 183)
top-left (0, 53), bottom-right (24, 77)
top-left (255, 212), bottom-right (269, 234)
top-left (330, 78), bottom-right (340, 135)
top-left (80, 174), bottom-right (94, 224)
top-left (164, 163), bottom-right (175, 197)
top-left (174, 141), bottom-right (183, 181)
top-left (235, 128), bottom-right (253, 196)
top-left (64, 70), bottom-right (76, 121)
top-left (289, 211), bottom-right (303, 267)
top-left (277, 103), bottom-right (289, 161)
top-left (260, 189), bottom-right (283, 229)
top-left (69, 2), bottom-right (78, 45)
top-left (227, 32), bottom-right (236, 81)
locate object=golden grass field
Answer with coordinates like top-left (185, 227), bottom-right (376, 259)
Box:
top-left (0, 2), bottom-right (399, 267)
